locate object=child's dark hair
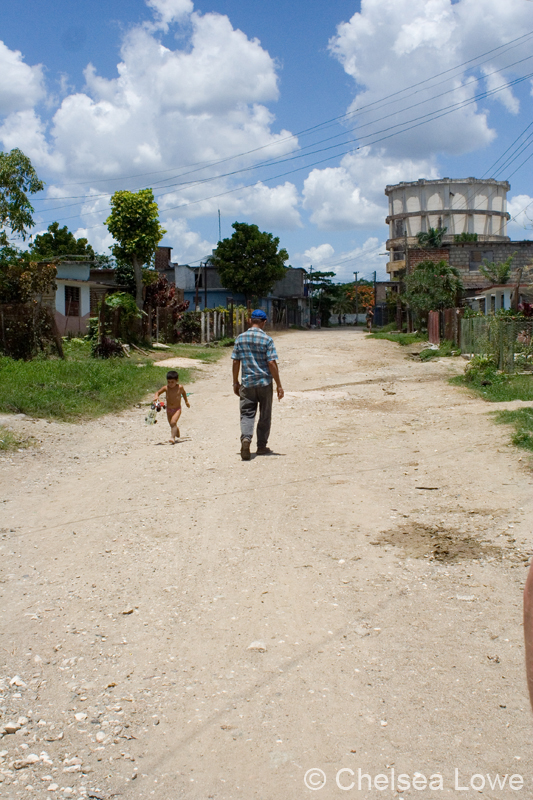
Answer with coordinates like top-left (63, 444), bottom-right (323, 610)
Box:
top-left (167, 370), bottom-right (179, 381)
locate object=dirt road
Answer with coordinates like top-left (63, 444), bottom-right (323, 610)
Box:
top-left (2, 328), bottom-right (533, 799)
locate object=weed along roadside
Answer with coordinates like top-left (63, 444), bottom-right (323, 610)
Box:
top-left (0, 337), bottom-right (230, 421)
top-left (451, 356), bottom-right (533, 455)
top-left (369, 325), bottom-right (533, 456)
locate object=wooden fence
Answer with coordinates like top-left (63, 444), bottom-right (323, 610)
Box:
top-left (200, 309), bottom-right (249, 343)
top-left (428, 308), bottom-right (463, 347)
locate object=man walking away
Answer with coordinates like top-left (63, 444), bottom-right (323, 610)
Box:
top-left (231, 309), bottom-right (284, 461)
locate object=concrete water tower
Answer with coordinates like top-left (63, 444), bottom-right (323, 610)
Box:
top-left (384, 177), bottom-right (510, 279)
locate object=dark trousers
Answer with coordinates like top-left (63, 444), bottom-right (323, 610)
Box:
top-left (239, 383), bottom-right (273, 447)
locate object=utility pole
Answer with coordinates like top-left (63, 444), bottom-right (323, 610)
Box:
top-left (218, 209), bottom-right (221, 243)
top-left (353, 271), bottom-right (359, 326)
top-left (204, 261), bottom-right (208, 309)
top-left (194, 266), bottom-right (200, 310)
top-left (309, 264), bottom-right (313, 324)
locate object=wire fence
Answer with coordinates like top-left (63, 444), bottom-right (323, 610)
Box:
top-left (461, 316), bottom-right (533, 373)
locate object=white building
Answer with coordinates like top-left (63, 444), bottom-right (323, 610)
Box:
top-left (385, 178), bottom-right (510, 280)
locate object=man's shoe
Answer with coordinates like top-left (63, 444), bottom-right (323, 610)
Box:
top-left (256, 446), bottom-right (272, 455)
top-left (241, 439), bottom-right (251, 460)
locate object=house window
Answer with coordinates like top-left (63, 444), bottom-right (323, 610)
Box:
top-left (65, 286), bottom-right (80, 316)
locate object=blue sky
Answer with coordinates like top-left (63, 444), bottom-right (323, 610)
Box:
top-left (2, 0), bottom-right (533, 281)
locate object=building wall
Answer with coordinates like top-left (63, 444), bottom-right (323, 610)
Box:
top-left (408, 248), bottom-right (450, 269)
top-left (55, 282), bottom-right (91, 334)
top-left (385, 178), bottom-right (510, 278)
top-left (449, 241), bottom-right (533, 291)
top-left (55, 283), bottom-right (91, 316)
top-left (404, 241), bottom-right (533, 293)
top-left (385, 178), bottom-right (510, 241)
top-left (56, 262), bottom-right (90, 281)
top-left (272, 268), bottom-right (305, 297)
top-left (174, 265), bottom-right (196, 292)
top-left (155, 247), bottom-right (172, 272)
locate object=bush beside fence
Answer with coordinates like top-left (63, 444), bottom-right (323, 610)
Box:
top-left (461, 316), bottom-right (533, 373)
top-left (0, 303), bottom-right (63, 360)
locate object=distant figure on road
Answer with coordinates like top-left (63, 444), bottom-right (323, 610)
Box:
top-left (342, 314), bottom-right (347, 326)
top-left (366, 306), bottom-right (374, 331)
top-left (231, 309), bottom-right (284, 461)
top-left (316, 314), bottom-right (321, 329)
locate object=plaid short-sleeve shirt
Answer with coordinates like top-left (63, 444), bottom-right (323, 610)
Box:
top-left (231, 327), bottom-right (278, 387)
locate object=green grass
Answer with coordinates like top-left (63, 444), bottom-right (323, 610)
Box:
top-left (0, 354), bottom-right (188, 421)
top-left (451, 372), bottom-right (533, 402)
top-left (367, 331), bottom-right (428, 346)
top-left (419, 339), bottom-right (461, 360)
top-left (0, 425), bottom-right (35, 451)
top-left (0, 334), bottom-right (227, 422)
top-left (376, 322), bottom-right (398, 333)
top-left (494, 408), bottom-right (533, 452)
top-left (153, 342), bottom-right (227, 362)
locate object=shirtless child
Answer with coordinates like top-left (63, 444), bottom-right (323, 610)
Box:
top-left (154, 370), bottom-right (190, 444)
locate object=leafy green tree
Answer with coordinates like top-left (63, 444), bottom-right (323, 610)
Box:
top-left (0, 246), bottom-right (56, 304)
top-left (0, 149), bottom-right (44, 245)
top-left (211, 222), bottom-right (288, 302)
top-left (105, 189), bottom-right (166, 310)
top-left (331, 295), bottom-right (354, 319)
top-left (416, 226), bottom-right (447, 248)
top-left (404, 259), bottom-right (463, 326)
top-left (479, 254), bottom-right (515, 285)
top-left (306, 270), bottom-right (337, 324)
top-left (31, 221), bottom-right (95, 260)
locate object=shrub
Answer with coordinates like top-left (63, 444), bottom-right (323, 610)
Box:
top-left (176, 311), bottom-right (201, 343)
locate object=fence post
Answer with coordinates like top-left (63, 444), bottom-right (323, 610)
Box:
top-left (214, 310), bottom-right (218, 340)
top-left (200, 311), bottom-right (205, 344)
top-left (206, 311), bottom-right (211, 343)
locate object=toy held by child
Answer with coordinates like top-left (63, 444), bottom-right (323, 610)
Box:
top-left (154, 370), bottom-right (190, 444)
top-left (145, 399), bottom-right (165, 425)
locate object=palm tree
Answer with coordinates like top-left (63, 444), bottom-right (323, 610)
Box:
top-left (416, 226), bottom-right (447, 248)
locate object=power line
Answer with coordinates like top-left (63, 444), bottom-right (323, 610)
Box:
top-left (36, 67), bottom-right (533, 228)
top-left (35, 51), bottom-right (533, 218)
top-left (32, 29), bottom-right (533, 205)
top-left (482, 120), bottom-right (533, 177)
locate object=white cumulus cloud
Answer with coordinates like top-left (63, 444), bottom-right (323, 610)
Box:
top-left (303, 150), bottom-right (438, 231)
top-left (508, 194), bottom-right (533, 240)
top-left (300, 243), bottom-right (335, 268)
top-left (0, 41), bottom-right (46, 115)
top-left (295, 238), bottom-right (388, 282)
top-left (159, 179), bottom-right (301, 229)
top-left (159, 217), bottom-right (215, 264)
top-left (0, 6), bottom-right (300, 250)
top-left (483, 67), bottom-right (520, 114)
top-left (301, 0), bottom-right (533, 234)
top-left (146, 0), bottom-right (194, 31)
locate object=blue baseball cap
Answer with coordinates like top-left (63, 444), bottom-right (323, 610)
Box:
top-left (251, 309), bottom-right (267, 320)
